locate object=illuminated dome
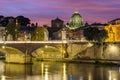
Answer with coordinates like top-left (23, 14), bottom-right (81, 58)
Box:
top-left (69, 10), bottom-right (83, 29)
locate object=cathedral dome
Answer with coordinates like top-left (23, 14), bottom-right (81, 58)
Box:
top-left (69, 10), bottom-right (83, 29)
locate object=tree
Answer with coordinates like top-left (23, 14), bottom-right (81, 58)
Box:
top-left (97, 30), bottom-right (108, 42)
top-left (0, 15), bottom-right (4, 19)
top-left (83, 27), bottom-right (99, 41)
top-left (83, 27), bottom-right (108, 42)
top-left (6, 20), bottom-right (20, 40)
top-left (30, 27), bottom-right (47, 41)
top-left (16, 16), bottom-right (30, 26)
top-left (0, 16), bottom-right (14, 26)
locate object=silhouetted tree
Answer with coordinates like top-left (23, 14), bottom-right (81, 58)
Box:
top-left (0, 15), bottom-right (4, 20)
top-left (83, 27), bottom-right (99, 41)
top-left (0, 16), bottom-right (14, 26)
top-left (6, 20), bottom-right (20, 40)
top-left (97, 30), bottom-right (108, 42)
top-left (16, 16), bottom-right (30, 26)
top-left (83, 27), bottom-right (108, 42)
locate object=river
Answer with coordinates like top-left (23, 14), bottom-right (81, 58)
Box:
top-left (0, 61), bottom-right (120, 80)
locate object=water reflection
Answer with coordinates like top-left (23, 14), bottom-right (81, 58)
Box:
top-left (0, 61), bottom-right (120, 80)
top-left (1, 75), bottom-right (5, 80)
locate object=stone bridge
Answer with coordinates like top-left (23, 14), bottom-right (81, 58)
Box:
top-left (0, 41), bottom-right (120, 63)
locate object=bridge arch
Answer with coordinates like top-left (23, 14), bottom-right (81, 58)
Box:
top-left (0, 46), bottom-right (24, 55)
top-left (32, 45), bottom-right (65, 60)
top-left (0, 46), bottom-right (28, 63)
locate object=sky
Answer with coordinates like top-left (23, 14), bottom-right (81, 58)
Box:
top-left (0, 0), bottom-right (120, 26)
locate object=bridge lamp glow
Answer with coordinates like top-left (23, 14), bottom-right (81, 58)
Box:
top-left (1, 75), bottom-right (5, 80)
top-left (2, 46), bottom-right (5, 49)
top-left (41, 50), bottom-right (44, 53)
top-left (88, 42), bottom-right (93, 47)
top-left (63, 50), bottom-right (66, 54)
top-left (109, 44), bottom-right (118, 53)
top-left (45, 45), bottom-right (48, 48)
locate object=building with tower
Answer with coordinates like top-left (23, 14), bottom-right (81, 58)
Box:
top-left (47, 17), bottom-right (64, 40)
top-left (51, 17), bottom-right (64, 28)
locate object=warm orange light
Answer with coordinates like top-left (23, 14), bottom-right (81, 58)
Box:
top-left (104, 24), bottom-right (120, 42)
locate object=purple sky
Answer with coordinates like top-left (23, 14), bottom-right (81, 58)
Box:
top-left (0, 0), bottom-right (120, 26)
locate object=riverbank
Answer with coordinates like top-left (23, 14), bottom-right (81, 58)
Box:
top-left (34, 58), bottom-right (120, 66)
top-left (1, 57), bottom-right (120, 66)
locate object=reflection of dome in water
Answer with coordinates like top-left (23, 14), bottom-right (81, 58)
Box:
top-left (69, 10), bottom-right (83, 29)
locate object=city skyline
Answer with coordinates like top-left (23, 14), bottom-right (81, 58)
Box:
top-left (0, 0), bottom-right (120, 26)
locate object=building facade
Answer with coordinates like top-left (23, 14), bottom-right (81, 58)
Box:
top-left (51, 17), bottom-right (64, 28)
top-left (105, 18), bottom-right (120, 42)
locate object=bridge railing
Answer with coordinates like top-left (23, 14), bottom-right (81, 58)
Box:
top-left (0, 40), bottom-right (68, 44)
top-left (0, 40), bottom-right (120, 44)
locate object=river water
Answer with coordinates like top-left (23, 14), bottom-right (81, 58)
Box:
top-left (0, 61), bottom-right (120, 80)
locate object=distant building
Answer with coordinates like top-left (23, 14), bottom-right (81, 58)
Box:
top-left (105, 18), bottom-right (120, 42)
top-left (49, 10), bottom-right (85, 40)
top-left (48, 17), bottom-right (64, 40)
top-left (69, 10), bottom-right (83, 30)
top-left (64, 10), bottom-right (85, 40)
top-left (108, 18), bottom-right (120, 25)
top-left (51, 17), bottom-right (64, 28)
top-left (90, 23), bottom-right (107, 30)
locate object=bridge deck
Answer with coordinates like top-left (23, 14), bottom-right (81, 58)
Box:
top-left (0, 41), bottom-right (68, 44)
top-left (0, 40), bottom-right (91, 44)
top-left (0, 40), bottom-right (120, 44)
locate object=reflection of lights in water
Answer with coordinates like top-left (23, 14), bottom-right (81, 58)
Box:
top-left (41, 62), bottom-right (44, 80)
top-left (63, 63), bottom-right (67, 80)
top-left (88, 72), bottom-right (92, 80)
top-left (70, 74), bottom-right (73, 80)
top-left (0, 62), bottom-right (5, 74)
top-left (119, 67), bottom-right (120, 74)
top-left (108, 71), bottom-right (112, 80)
top-left (1, 75), bottom-right (5, 80)
top-left (44, 64), bottom-right (49, 80)
top-left (41, 62), bottom-right (44, 74)
top-left (108, 70), bottom-right (117, 80)
top-left (45, 67), bottom-right (48, 80)
top-left (79, 77), bottom-right (83, 80)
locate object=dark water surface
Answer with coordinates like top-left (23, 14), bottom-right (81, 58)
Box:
top-left (0, 61), bottom-right (120, 80)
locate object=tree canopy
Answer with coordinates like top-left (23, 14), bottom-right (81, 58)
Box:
top-left (6, 21), bottom-right (21, 40)
top-left (83, 27), bottom-right (108, 42)
top-left (30, 27), bottom-right (47, 41)
top-left (16, 16), bottom-right (30, 26)
top-left (0, 15), bottom-right (30, 26)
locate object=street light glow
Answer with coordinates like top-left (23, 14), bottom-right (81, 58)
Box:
top-left (109, 44), bottom-right (119, 53)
